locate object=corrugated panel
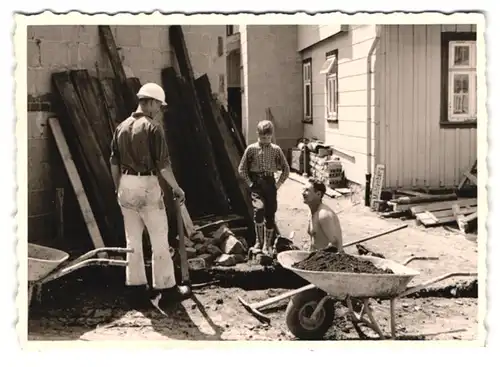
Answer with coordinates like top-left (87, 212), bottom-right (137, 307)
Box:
top-left (377, 25), bottom-right (477, 189)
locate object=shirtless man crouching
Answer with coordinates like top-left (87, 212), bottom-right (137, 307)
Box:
top-left (302, 177), bottom-right (343, 253)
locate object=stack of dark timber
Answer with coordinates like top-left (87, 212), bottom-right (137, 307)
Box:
top-left (162, 25), bottom-right (253, 235)
top-left (380, 161), bottom-right (478, 237)
top-left (49, 25), bottom-right (254, 252)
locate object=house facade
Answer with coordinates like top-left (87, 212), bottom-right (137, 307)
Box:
top-left (27, 25), bottom-right (228, 243)
top-left (232, 24), bottom-right (478, 189)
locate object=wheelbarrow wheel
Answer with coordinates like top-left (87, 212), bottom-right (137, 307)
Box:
top-left (285, 288), bottom-right (335, 340)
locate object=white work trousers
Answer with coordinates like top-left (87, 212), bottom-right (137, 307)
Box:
top-left (117, 174), bottom-right (176, 290)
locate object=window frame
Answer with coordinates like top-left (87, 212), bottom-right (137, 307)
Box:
top-left (440, 32), bottom-right (477, 128)
top-left (321, 50), bottom-right (339, 123)
top-left (302, 58), bottom-right (313, 124)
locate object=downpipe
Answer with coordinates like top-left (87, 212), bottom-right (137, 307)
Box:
top-left (365, 26), bottom-right (381, 207)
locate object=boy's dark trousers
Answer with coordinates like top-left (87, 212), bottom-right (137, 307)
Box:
top-left (249, 173), bottom-right (277, 252)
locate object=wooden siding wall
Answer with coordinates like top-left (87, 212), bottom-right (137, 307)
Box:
top-left (302, 25), bottom-right (377, 185)
top-left (377, 24), bottom-right (478, 189)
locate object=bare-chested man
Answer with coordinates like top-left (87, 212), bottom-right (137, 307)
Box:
top-left (302, 178), bottom-right (343, 253)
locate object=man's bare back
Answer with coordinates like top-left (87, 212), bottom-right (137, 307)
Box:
top-left (307, 202), bottom-right (343, 252)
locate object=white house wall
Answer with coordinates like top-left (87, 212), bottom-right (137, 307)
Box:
top-left (241, 25), bottom-right (304, 151)
top-left (297, 24), bottom-right (346, 51)
top-left (377, 24), bottom-right (478, 189)
top-left (301, 25), bottom-right (377, 185)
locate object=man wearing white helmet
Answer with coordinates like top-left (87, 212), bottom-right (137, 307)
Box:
top-left (110, 82), bottom-right (190, 309)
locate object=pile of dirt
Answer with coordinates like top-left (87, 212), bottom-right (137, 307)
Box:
top-left (293, 251), bottom-right (394, 274)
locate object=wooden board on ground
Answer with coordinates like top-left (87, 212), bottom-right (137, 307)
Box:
top-left (48, 117), bottom-right (106, 251)
top-left (458, 160), bottom-right (477, 191)
top-left (410, 198), bottom-right (477, 216)
top-left (396, 189), bottom-right (433, 198)
top-left (452, 204), bottom-right (478, 234)
top-left (370, 164), bottom-right (385, 211)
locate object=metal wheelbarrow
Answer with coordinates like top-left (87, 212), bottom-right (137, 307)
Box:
top-left (28, 243), bottom-right (132, 309)
top-left (276, 250), bottom-right (478, 340)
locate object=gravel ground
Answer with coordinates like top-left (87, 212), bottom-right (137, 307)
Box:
top-left (27, 178), bottom-right (480, 342)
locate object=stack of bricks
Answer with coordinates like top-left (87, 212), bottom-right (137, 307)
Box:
top-left (26, 24), bottom-right (228, 245)
top-left (309, 151), bottom-right (344, 189)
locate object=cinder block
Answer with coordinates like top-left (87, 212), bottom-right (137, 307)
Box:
top-left (151, 49), bottom-right (165, 69)
top-left (29, 67), bottom-right (52, 96)
top-left (139, 27), bottom-right (162, 49)
top-left (136, 70), bottom-right (161, 86)
top-left (115, 26), bottom-right (141, 47)
top-left (28, 111), bottom-right (51, 139)
top-left (127, 47), bottom-right (154, 71)
top-left (40, 40), bottom-right (69, 68)
top-left (77, 43), bottom-right (98, 69)
top-left (67, 42), bottom-right (79, 69)
top-left (27, 40), bottom-right (41, 68)
top-left (28, 26), bottom-right (63, 41)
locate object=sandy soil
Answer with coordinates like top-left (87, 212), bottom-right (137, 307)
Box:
top-left (27, 179), bottom-right (479, 342)
top-left (28, 286), bottom-right (477, 341)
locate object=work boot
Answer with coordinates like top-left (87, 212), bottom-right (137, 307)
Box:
top-left (125, 285), bottom-right (152, 310)
top-left (253, 222), bottom-right (265, 250)
top-left (264, 228), bottom-right (275, 255)
top-left (150, 285), bottom-right (192, 309)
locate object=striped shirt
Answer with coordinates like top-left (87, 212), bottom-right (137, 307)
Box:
top-left (238, 142), bottom-right (290, 187)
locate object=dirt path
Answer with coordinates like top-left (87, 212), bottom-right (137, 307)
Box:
top-left (27, 179), bottom-right (479, 341)
top-left (28, 287), bottom-right (477, 341)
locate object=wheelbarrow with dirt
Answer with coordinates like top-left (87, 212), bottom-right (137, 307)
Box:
top-left (28, 243), bottom-right (132, 309)
top-left (275, 250), bottom-right (478, 340)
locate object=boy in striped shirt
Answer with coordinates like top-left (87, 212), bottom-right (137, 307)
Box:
top-left (238, 120), bottom-right (290, 255)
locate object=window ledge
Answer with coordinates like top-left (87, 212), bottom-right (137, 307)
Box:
top-left (327, 118), bottom-right (338, 124)
top-left (440, 120), bottom-right (477, 129)
top-left (302, 119), bottom-right (313, 124)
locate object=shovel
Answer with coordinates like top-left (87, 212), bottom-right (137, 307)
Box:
top-left (174, 198), bottom-right (192, 295)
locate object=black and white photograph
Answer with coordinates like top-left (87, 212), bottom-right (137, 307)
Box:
top-left (18, 12), bottom-right (485, 344)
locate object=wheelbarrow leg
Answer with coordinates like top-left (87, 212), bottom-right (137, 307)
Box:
top-left (390, 299), bottom-right (396, 339)
top-left (363, 299), bottom-right (385, 339)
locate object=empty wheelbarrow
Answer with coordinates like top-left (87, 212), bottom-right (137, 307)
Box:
top-left (276, 250), bottom-right (477, 340)
top-left (28, 243), bottom-right (132, 308)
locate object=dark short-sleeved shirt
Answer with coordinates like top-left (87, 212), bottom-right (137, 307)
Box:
top-left (109, 112), bottom-right (171, 173)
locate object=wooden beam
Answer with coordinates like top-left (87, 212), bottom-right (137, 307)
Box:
top-left (52, 71), bottom-right (124, 246)
top-left (98, 26), bottom-right (138, 112)
top-left (195, 74), bottom-right (254, 224)
top-left (48, 117), bottom-right (106, 250)
top-left (168, 26), bottom-right (230, 215)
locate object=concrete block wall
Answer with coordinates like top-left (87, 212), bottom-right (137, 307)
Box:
top-left (27, 25), bottom-right (227, 244)
top-left (241, 25), bottom-right (303, 152)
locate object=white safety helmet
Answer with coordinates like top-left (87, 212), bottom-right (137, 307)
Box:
top-left (137, 83), bottom-right (167, 106)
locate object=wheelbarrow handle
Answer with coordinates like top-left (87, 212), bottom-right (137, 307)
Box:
top-left (68, 247), bottom-right (133, 266)
top-left (35, 258), bottom-right (129, 285)
top-left (397, 271), bottom-right (478, 298)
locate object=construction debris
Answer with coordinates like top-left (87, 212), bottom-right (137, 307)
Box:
top-left (378, 161), bottom-right (478, 238)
